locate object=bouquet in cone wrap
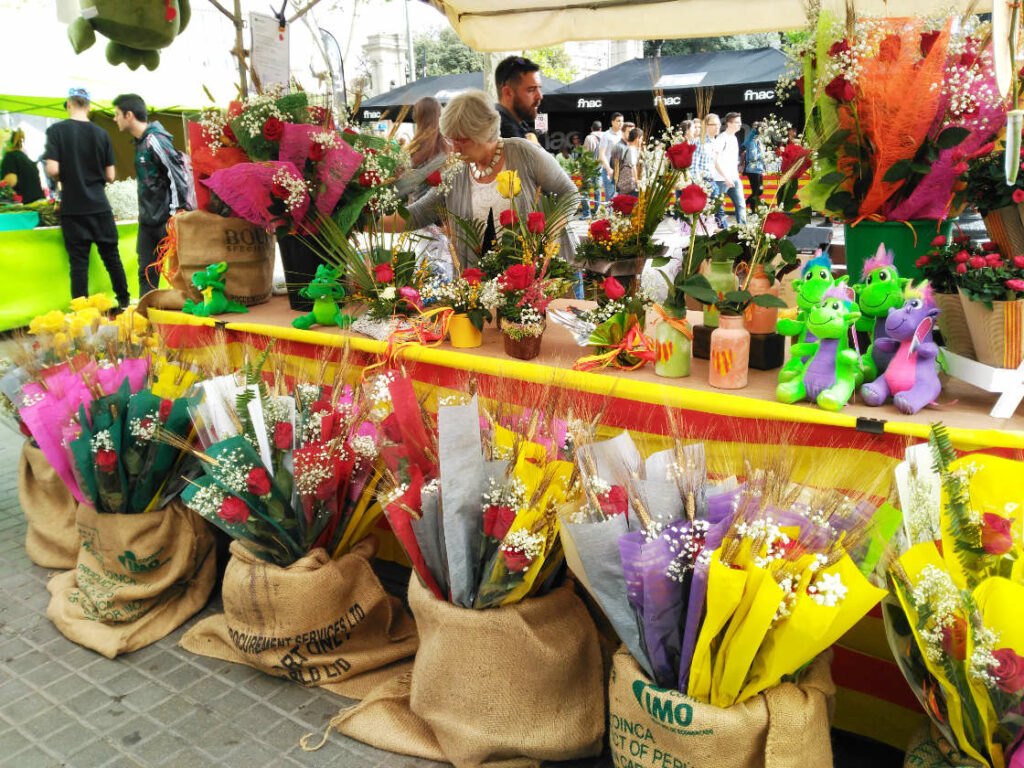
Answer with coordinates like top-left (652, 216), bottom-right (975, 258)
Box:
top-left (885, 425), bottom-right (1024, 768)
top-left (560, 424), bottom-right (899, 704)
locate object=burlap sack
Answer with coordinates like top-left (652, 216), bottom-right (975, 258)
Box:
top-left (328, 574), bottom-right (605, 767)
top-left (608, 646), bottom-right (835, 768)
top-left (983, 205), bottom-right (1024, 264)
top-left (174, 210), bottom-right (275, 305)
top-left (46, 499), bottom-right (216, 658)
top-left (958, 291), bottom-right (1024, 369)
top-left (18, 440), bottom-right (78, 569)
top-left (933, 292), bottom-right (976, 360)
top-left (904, 723), bottom-right (981, 767)
top-left (180, 538), bottom-right (418, 700)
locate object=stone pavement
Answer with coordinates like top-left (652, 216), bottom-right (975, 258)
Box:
top-left (0, 425), bottom-right (903, 767)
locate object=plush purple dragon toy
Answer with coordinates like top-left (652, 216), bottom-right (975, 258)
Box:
top-left (859, 282), bottom-right (942, 415)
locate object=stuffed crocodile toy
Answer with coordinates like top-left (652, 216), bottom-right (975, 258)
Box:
top-left (291, 265), bottom-right (355, 331)
top-left (67, 0), bottom-right (191, 71)
top-left (183, 262), bottom-right (247, 317)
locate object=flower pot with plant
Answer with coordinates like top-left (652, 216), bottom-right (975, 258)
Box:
top-left (915, 232), bottom-right (981, 358)
top-left (490, 262), bottom-right (568, 362)
top-left (956, 247), bottom-right (1024, 368)
top-left (420, 266), bottom-right (493, 349)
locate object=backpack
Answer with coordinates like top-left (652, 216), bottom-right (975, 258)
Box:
top-left (172, 149), bottom-right (197, 212)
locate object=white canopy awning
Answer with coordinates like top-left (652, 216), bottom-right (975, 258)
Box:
top-left (421, 0), bottom-right (992, 52)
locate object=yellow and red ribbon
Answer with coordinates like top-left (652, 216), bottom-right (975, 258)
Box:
top-left (574, 323), bottom-right (657, 372)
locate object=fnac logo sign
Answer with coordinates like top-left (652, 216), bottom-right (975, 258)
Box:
top-left (632, 680), bottom-right (694, 734)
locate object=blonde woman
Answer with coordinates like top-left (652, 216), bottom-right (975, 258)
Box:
top-left (380, 90), bottom-right (579, 268)
top-left (1, 129), bottom-right (45, 204)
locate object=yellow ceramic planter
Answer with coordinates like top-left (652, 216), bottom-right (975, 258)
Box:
top-left (449, 313), bottom-right (482, 348)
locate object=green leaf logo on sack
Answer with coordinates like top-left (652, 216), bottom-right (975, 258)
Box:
top-left (117, 548), bottom-right (167, 573)
top-left (632, 680), bottom-right (701, 735)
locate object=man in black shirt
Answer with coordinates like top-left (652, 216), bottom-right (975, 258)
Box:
top-left (45, 87), bottom-right (130, 308)
top-left (495, 56), bottom-right (543, 141)
top-left (1, 130), bottom-right (45, 204)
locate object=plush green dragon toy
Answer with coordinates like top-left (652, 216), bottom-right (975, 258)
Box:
top-left (183, 262), bottom-right (247, 317)
top-left (67, 0), bottom-right (191, 71)
top-left (852, 243), bottom-right (910, 383)
top-left (291, 265), bottom-right (355, 331)
top-left (776, 251), bottom-right (844, 384)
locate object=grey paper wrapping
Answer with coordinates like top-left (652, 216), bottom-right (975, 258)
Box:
top-left (645, 444), bottom-right (708, 517)
top-left (438, 397), bottom-right (487, 608)
top-left (633, 479), bottom-right (683, 527)
top-left (411, 487), bottom-right (449, 598)
top-left (580, 431), bottom-right (643, 486)
top-left (562, 515), bottom-right (654, 678)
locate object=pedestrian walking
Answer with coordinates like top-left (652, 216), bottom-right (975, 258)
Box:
top-left (616, 128), bottom-right (642, 195)
top-left (598, 113), bottom-right (624, 209)
top-left (712, 112), bottom-right (746, 226)
top-left (581, 120), bottom-right (602, 218)
top-left (742, 121), bottom-right (766, 213)
top-left (45, 87), bottom-right (130, 308)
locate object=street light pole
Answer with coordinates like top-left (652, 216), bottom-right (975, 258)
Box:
top-left (404, 0), bottom-right (416, 82)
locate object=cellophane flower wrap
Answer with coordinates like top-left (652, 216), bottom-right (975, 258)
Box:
top-left (886, 425), bottom-right (1024, 768)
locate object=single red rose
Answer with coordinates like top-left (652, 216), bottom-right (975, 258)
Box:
top-left (956, 262), bottom-right (968, 274)
top-left (828, 39), bottom-right (851, 58)
top-left (665, 142), bottom-right (695, 170)
top-left (762, 211), bottom-right (793, 239)
top-left (825, 76), bottom-right (855, 103)
top-left (502, 546), bottom-right (533, 572)
top-left (930, 235), bottom-right (948, 247)
top-left (399, 286), bottom-right (421, 307)
top-left (246, 467), bottom-right (272, 496)
top-left (527, 212), bottom-right (546, 233)
top-left (981, 512), bottom-right (1013, 555)
top-left (941, 614), bottom-right (968, 661)
top-left (498, 209), bottom-right (518, 228)
top-left (462, 267), bottom-right (484, 286)
top-left (159, 398), bottom-right (174, 422)
top-left (1007, 278), bottom-right (1024, 292)
top-left (878, 35), bottom-right (901, 63)
top-left (986, 254), bottom-right (1004, 267)
top-left (309, 141), bottom-right (325, 162)
top-left (502, 264), bottom-right (533, 291)
top-left (271, 181), bottom-right (290, 200)
top-left (218, 496), bottom-right (250, 524)
top-left (598, 485), bottom-right (628, 516)
top-left (953, 161), bottom-right (968, 175)
top-left (992, 648), bottom-right (1024, 693)
top-left (273, 421), bottom-right (293, 450)
top-left (262, 116), bottom-right (284, 142)
top-left (920, 30), bottom-right (940, 57)
top-left (602, 276), bottom-right (625, 300)
top-left (1014, 255), bottom-right (1024, 268)
top-left (483, 505), bottom-right (517, 540)
top-left (969, 255), bottom-right (987, 269)
top-left (589, 218), bottom-right (612, 241)
top-left (374, 262), bottom-right (394, 283)
top-left (610, 194), bottom-right (639, 215)
top-left (1014, 189), bottom-right (1024, 204)
top-left (95, 448), bottom-right (118, 473)
top-left (426, 170), bottom-right (442, 187)
top-left (677, 184), bottom-right (708, 215)
top-left (915, 255), bottom-right (930, 268)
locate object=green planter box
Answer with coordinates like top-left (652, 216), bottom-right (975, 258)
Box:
top-left (844, 219), bottom-right (952, 283)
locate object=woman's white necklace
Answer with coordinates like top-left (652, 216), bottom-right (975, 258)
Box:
top-left (469, 139), bottom-right (504, 180)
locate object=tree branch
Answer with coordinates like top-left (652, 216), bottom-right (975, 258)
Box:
top-left (288, 0), bottom-right (325, 23)
top-left (207, 0), bottom-right (237, 23)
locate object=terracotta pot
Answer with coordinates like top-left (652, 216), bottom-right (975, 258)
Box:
top-left (744, 265), bottom-right (780, 335)
top-left (709, 315), bottom-right (750, 389)
top-left (503, 327), bottom-right (544, 360)
top-left (704, 259), bottom-right (737, 329)
top-left (958, 290), bottom-right (1024, 368)
top-left (931, 292), bottom-right (975, 360)
top-left (449, 313), bottom-right (482, 348)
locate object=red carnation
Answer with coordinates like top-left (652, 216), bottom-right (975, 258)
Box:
top-left (930, 235), bottom-right (947, 247)
top-left (602, 276), bottom-right (625, 300)
top-left (218, 496), bottom-right (250, 524)
top-left (273, 421), bottom-right (293, 450)
top-left (920, 30), bottom-right (940, 57)
top-left (503, 546), bottom-right (533, 573)
top-left (462, 267), bottom-right (484, 286)
top-left (498, 209), bottom-right (518, 228)
top-left (610, 194), bottom-right (639, 215)
top-left (527, 212), bottom-right (546, 233)
top-left (426, 170), bottom-right (442, 187)
top-left (246, 467), bottom-right (272, 496)
top-left (309, 141), bottom-right (325, 162)
top-left (95, 448), bottom-right (118, 473)
top-left (825, 76), bottom-right (855, 103)
top-left (158, 398), bottom-right (174, 422)
top-left (665, 142), bottom-right (695, 170)
top-left (589, 218), bottom-right (612, 241)
top-left (374, 262), bottom-right (394, 283)
top-left (828, 39), bottom-right (851, 58)
top-left (262, 116), bottom-right (284, 142)
top-left (677, 184), bottom-right (708, 215)
top-left (762, 211), bottom-right (793, 239)
top-left (502, 264), bottom-right (533, 291)
top-left (483, 505), bottom-right (517, 540)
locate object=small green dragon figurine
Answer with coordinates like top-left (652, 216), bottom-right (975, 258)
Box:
top-left (291, 265), bottom-right (355, 330)
top-left (182, 262), bottom-right (247, 317)
top-left (776, 252), bottom-right (843, 384)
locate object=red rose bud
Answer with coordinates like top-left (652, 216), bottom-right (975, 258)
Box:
top-left (665, 142), bottom-right (695, 170)
top-left (527, 212), bottom-right (546, 233)
top-left (610, 194), bottom-right (639, 215)
top-left (762, 211), bottom-right (793, 238)
top-left (677, 184), bottom-right (708, 215)
top-left (483, 505), bottom-right (517, 539)
top-left (956, 263), bottom-right (968, 274)
top-left (373, 262), bottom-right (394, 283)
top-left (828, 39), bottom-right (851, 57)
top-left (502, 546), bottom-right (533, 573)
top-left (1007, 278), bottom-right (1024, 292)
top-left (462, 267), bottom-right (484, 285)
top-left (95, 448), bottom-right (118, 473)
top-left (982, 241), bottom-right (999, 252)
top-left (953, 162), bottom-right (968, 175)
top-left (310, 141), bottom-right (325, 162)
top-left (981, 512), bottom-right (1013, 555)
top-left (271, 181), bottom-right (289, 200)
top-left (498, 209), bottom-right (518, 227)
top-left (159, 398), bottom-right (174, 422)
top-left (825, 76), bottom-right (855, 103)
top-left (218, 496), bottom-right (250, 524)
top-left (426, 170), bottom-right (442, 187)
top-left (262, 116), bottom-right (284, 141)
top-left (795, 76), bottom-right (804, 96)
top-left (598, 485), bottom-right (628, 516)
top-left (920, 30), bottom-right (940, 57)
top-left (930, 235), bottom-right (947, 247)
top-left (1014, 255), bottom-right (1024, 268)
top-left (602, 276), bottom-right (625, 300)
top-left (941, 615), bottom-right (969, 661)
top-left (503, 264), bottom-right (533, 291)
top-left (993, 648), bottom-right (1024, 693)
top-left (1014, 189), bottom-right (1024, 204)
top-left (589, 218), bottom-right (612, 241)
top-left (915, 255), bottom-right (930, 268)
top-left (273, 421), bottom-right (293, 450)
top-left (969, 256), bottom-right (987, 269)
top-left (246, 467), bottom-right (272, 496)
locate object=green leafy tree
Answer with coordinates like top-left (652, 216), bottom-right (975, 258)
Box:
top-left (413, 27), bottom-right (485, 77)
top-left (643, 33), bottom-right (784, 57)
top-left (522, 45), bottom-right (577, 84)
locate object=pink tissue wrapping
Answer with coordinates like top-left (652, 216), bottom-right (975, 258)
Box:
top-left (202, 161), bottom-right (311, 232)
top-left (277, 124), bottom-right (364, 217)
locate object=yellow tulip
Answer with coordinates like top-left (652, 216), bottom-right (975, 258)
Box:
top-left (496, 169), bottom-right (521, 199)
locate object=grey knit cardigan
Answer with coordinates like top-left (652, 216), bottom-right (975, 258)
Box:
top-left (406, 138), bottom-right (580, 268)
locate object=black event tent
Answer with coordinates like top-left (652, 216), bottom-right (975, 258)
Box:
top-left (355, 71), bottom-right (565, 123)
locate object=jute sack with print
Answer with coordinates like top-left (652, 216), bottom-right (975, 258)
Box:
top-left (46, 499), bottom-right (215, 658)
top-left (607, 646), bottom-right (835, 768)
top-left (180, 537), bottom-right (418, 700)
top-left (903, 723), bottom-right (980, 768)
top-left (19, 440), bottom-right (78, 569)
top-left (325, 574), bottom-right (605, 767)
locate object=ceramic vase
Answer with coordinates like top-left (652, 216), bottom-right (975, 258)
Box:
top-left (703, 259), bottom-right (737, 329)
top-left (709, 314), bottom-right (750, 389)
top-left (744, 265), bottom-right (780, 334)
top-left (449, 313), bottom-right (482, 348)
top-left (654, 311), bottom-right (691, 378)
